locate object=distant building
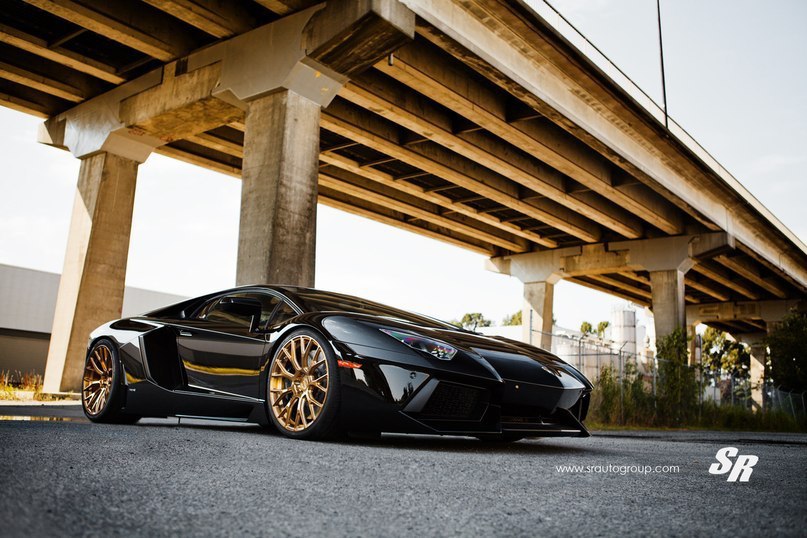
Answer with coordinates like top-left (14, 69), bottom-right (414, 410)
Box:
top-left (610, 307), bottom-right (637, 356)
top-left (476, 324), bottom-right (523, 342)
top-left (0, 264), bottom-right (186, 376)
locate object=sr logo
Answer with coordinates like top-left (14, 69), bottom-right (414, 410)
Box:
top-left (708, 447), bottom-right (758, 482)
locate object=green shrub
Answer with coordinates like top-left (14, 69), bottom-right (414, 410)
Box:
top-left (585, 330), bottom-right (805, 432)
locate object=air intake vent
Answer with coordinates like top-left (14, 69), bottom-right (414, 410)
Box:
top-left (420, 382), bottom-right (484, 420)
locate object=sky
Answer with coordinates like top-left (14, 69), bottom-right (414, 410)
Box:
top-left (0, 0), bottom-right (804, 330)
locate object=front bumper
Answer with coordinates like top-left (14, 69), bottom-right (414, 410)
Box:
top-left (335, 343), bottom-right (591, 437)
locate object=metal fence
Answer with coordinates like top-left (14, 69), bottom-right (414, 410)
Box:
top-left (534, 329), bottom-right (806, 420)
top-left (768, 386), bottom-right (807, 418)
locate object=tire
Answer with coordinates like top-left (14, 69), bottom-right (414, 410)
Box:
top-left (81, 339), bottom-right (140, 424)
top-left (265, 328), bottom-right (341, 440)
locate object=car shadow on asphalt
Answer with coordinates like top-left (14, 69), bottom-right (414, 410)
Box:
top-left (341, 435), bottom-right (610, 456)
top-left (135, 419), bottom-right (610, 456)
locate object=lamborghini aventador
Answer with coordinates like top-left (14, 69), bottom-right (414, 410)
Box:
top-left (82, 285), bottom-right (592, 441)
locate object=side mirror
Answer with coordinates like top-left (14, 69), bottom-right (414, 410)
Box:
top-left (219, 297), bottom-right (263, 332)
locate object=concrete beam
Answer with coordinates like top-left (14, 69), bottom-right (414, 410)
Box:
top-left (319, 151), bottom-right (557, 248)
top-left (490, 233), bottom-right (733, 340)
top-left (156, 143), bottom-right (241, 177)
top-left (0, 22), bottom-right (124, 84)
top-left (684, 276), bottom-right (731, 302)
top-left (38, 1), bottom-right (416, 159)
top-left (36, 7), bottom-right (342, 160)
top-left (23, 0), bottom-right (196, 61)
top-left (186, 130), bottom-right (244, 159)
top-left (320, 192), bottom-right (493, 255)
top-left (0, 61), bottom-right (85, 102)
top-left (0, 90), bottom-right (51, 118)
top-left (617, 271), bottom-right (699, 303)
top-left (491, 233), bottom-right (733, 282)
top-left (569, 276), bottom-right (650, 307)
top-left (378, 41), bottom-right (685, 235)
top-left (141, 0), bottom-right (255, 38)
top-left (691, 264), bottom-right (759, 301)
top-left (319, 169), bottom-right (527, 252)
top-left (119, 62), bottom-right (243, 142)
top-left (254, 0), bottom-right (319, 16)
top-left (322, 101), bottom-right (602, 242)
top-left (305, 0), bottom-right (415, 76)
top-left (715, 255), bottom-right (788, 299)
top-left (588, 274), bottom-right (652, 301)
top-left (407, 0), bottom-right (807, 290)
top-left (687, 299), bottom-right (802, 326)
top-left (342, 72), bottom-right (645, 238)
top-left (42, 153), bottom-right (138, 393)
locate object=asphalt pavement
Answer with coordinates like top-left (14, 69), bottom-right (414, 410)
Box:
top-left (1, 405), bottom-right (805, 537)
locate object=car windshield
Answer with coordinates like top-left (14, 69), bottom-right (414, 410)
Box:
top-left (290, 289), bottom-right (459, 331)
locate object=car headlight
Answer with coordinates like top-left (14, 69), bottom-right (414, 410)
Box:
top-left (379, 329), bottom-right (458, 360)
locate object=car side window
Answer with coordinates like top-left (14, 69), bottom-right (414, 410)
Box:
top-left (198, 293), bottom-right (280, 329)
top-left (267, 300), bottom-right (298, 328)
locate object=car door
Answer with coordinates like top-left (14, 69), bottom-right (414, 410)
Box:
top-left (175, 292), bottom-right (280, 400)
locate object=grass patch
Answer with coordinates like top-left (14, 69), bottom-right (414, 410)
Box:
top-left (587, 363), bottom-right (806, 433)
top-left (0, 369), bottom-right (45, 400)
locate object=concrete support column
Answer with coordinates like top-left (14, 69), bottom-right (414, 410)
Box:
top-left (42, 153), bottom-right (139, 393)
top-left (687, 324), bottom-right (701, 367)
top-left (649, 269), bottom-right (686, 340)
top-left (738, 334), bottom-right (767, 411)
top-left (236, 90), bottom-right (320, 287)
top-left (523, 280), bottom-right (556, 350)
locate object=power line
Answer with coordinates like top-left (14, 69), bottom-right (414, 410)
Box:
top-left (656, 0), bottom-right (669, 129)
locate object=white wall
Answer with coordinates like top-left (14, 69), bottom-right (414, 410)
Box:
top-left (0, 263), bottom-right (187, 334)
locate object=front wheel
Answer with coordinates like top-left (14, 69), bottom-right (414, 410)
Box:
top-left (82, 339), bottom-right (139, 424)
top-left (266, 329), bottom-right (341, 440)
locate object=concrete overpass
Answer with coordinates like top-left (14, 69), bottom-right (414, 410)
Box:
top-left (0, 0), bottom-right (803, 394)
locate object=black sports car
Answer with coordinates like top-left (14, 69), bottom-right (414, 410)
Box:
top-left (82, 285), bottom-right (592, 441)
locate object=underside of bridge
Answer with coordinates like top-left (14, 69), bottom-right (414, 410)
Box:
top-left (0, 0), bottom-right (804, 396)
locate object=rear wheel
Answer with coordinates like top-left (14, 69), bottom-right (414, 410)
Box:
top-left (82, 339), bottom-right (139, 424)
top-left (266, 329), bottom-right (340, 440)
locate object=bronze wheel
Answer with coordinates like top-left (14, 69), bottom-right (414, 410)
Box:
top-left (269, 334), bottom-right (330, 433)
top-left (81, 339), bottom-right (139, 424)
top-left (83, 343), bottom-right (114, 416)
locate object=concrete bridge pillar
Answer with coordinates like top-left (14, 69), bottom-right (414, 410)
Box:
top-left (37, 1), bottom-right (415, 391)
top-left (42, 153), bottom-right (140, 393)
top-left (735, 333), bottom-right (767, 410)
top-left (523, 277), bottom-right (559, 350)
top-left (489, 233), bottom-right (734, 350)
top-left (649, 269), bottom-right (686, 340)
top-left (236, 90), bottom-right (321, 286)
top-left (610, 233), bottom-right (732, 341)
top-left (226, 0), bottom-right (415, 287)
top-left (488, 247), bottom-right (573, 350)
top-left (686, 301), bottom-right (804, 410)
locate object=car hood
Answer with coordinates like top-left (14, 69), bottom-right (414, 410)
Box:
top-left (319, 313), bottom-right (592, 390)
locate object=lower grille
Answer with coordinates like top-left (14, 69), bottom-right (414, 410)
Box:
top-left (420, 382), bottom-right (484, 420)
